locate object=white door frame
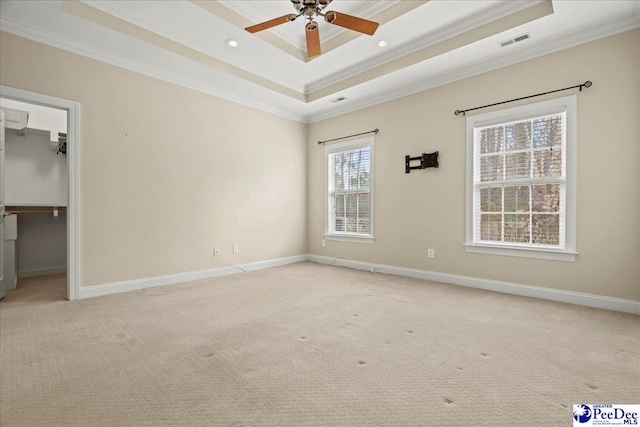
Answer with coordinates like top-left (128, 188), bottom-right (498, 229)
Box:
top-left (0, 85), bottom-right (80, 300)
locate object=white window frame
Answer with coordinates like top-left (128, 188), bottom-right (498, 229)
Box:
top-left (324, 137), bottom-right (375, 244)
top-left (464, 95), bottom-right (577, 262)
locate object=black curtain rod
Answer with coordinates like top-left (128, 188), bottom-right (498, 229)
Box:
top-left (454, 81), bottom-right (592, 116)
top-left (318, 129), bottom-right (379, 145)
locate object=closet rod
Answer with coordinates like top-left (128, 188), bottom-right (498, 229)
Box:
top-left (454, 81), bottom-right (592, 116)
top-left (5, 210), bottom-right (67, 215)
top-left (318, 128), bottom-right (379, 145)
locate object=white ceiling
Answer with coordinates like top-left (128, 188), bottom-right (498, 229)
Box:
top-left (1, 1), bottom-right (638, 123)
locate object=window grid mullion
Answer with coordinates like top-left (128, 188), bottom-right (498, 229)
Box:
top-left (501, 125), bottom-right (506, 243)
top-left (478, 145), bottom-right (562, 157)
top-left (342, 193), bottom-right (346, 232)
top-left (482, 211), bottom-right (558, 215)
top-left (528, 185), bottom-right (533, 244)
top-left (332, 189), bottom-right (369, 195)
top-left (501, 185), bottom-right (505, 243)
top-left (356, 194), bottom-right (360, 233)
top-left (529, 120), bottom-right (533, 245)
top-left (476, 176), bottom-right (566, 186)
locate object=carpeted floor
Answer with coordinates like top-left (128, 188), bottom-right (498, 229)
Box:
top-left (0, 262), bottom-right (638, 426)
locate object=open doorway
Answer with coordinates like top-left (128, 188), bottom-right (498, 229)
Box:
top-left (0, 86), bottom-right (80, 301)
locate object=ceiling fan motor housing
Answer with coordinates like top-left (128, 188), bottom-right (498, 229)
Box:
top-left (292, 0), bottom-right (332, 16)
top-left (248, 0), bottom-right (378, 57)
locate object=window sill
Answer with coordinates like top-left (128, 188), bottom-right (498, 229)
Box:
top-left (464, 243), bottom-right (577, 262)
top-left (325, 234), bottom-right (375, 244)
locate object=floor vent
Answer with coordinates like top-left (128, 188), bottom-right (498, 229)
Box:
top-left (500, 33), bottom-right (530, 47)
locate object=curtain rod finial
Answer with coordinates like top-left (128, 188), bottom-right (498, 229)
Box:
top-left (584, 81), bottom-right (592, 88)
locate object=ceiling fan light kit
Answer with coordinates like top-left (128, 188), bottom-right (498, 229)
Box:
top-left (245, 0), bottom-right (380, 58)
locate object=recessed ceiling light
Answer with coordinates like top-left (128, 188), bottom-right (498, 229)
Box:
top-left (226, 39), bottom-right (238, 47)
top-left (377, 40), bottom-right (388, 47)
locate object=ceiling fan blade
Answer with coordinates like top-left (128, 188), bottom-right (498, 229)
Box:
top-left (324, 11), bottom-right (379, 36)
top-left (245, 14), bottom-right (297, 33)
top-left (306, 21), bottom-right (321, 58)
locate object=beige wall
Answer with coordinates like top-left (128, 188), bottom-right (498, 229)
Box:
top-left (1, 29), bottom-right (638, 301)
top-left (308, 29), bottom-right (640, 301)
top-left (0, 32), bottom-right (307, 287)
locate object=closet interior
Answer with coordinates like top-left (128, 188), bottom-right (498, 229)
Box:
top-left (0, 98), bottom-right (68, 300)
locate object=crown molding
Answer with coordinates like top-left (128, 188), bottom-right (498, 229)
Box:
top-left (0, 17), bottom-right (307, 123)
top-left (220, 0), bottom-right (399, 51)
top-left (2, 8), bottom-right (637, 125)
top-left (307, 15), bottom-right (640, 123)
top-left (59, 0), bottom-right (549, 103)
top-left (79, 0), bottom-right (306, 94)
top-left (305, 0), bottom-right (546, 94)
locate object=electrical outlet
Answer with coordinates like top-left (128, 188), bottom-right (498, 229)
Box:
top-left (428, 248), bottom-right (435, 259)
top-left (233, 244), bottom-right (239, 254)
top-left (322, 239), bottom-right (326, 247)
top-left (214, 247), bottom-right (220, 256)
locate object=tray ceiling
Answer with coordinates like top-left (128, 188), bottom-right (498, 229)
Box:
top-left (1, 0), bottom-right (638, 122)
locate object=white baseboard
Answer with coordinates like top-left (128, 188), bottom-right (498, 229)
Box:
top-left (18, 267), bottom-right (67, 278)
top-left (76, 253), bottom-right (639, 314)
top-left (78, 255), bottom-right (308, 299)
top-left (306, 255), bottom-right (640, 315)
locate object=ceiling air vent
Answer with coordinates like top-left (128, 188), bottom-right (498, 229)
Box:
top-left (330, 96), bottom-right (347, 103)
top-left (500, 33), bottom-right (530, 48)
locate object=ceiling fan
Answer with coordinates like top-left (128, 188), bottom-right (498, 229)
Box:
top-left (245, 0), bottom-right (379, 58)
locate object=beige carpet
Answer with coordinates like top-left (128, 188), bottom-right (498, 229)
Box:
top-left (0, 262), bottom-right (638, 426)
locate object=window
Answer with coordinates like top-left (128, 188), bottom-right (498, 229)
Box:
top-left (325, 137), bottom-right (374, 243)
top-left (465, 96), bottom-right (577, 261)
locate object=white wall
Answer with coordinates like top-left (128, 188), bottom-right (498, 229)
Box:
top-left (5, 129), bottom-right (67, 207)
top-left (15, 211), bottom-right (66, 276)
top-left (0, 98), bottom-right (67, 134)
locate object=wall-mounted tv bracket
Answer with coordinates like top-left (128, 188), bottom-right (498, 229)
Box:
top-left (405, 151), bottom-right (439, 174)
